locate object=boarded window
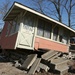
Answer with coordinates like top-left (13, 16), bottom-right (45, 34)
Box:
top-left (37, 19), bottom-right (52, 39)
top-left (53, 26), bottom-right (59, 41)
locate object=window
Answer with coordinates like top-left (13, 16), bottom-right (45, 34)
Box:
top-left (37, 20), bottom-right (44, 36)
top-left (10, 19), bottom-right (19, 34)
top-left (59, 28), bottom-right (63, 42)
top-left (53, 26), bottom-right (59, 41)
top-left (37, 19), bottom-right (52, 39)
top-left (13, 21), bottom-right (16, 32)
top-left (44, 22), bottom-right (51, 38)
top-left (63, 30), bottom-right (68, 44)
top-left (23, 14), bottom-right (34, 32)
top-left (59, 28), bottom-right (68, 44)
top-left (6, 22), bottom-right (11, 35)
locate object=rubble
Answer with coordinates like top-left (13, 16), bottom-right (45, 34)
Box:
top-left (0, 50), bottom-right (75, 75)
top-left (50, 57), bottom-right (69, 75)
top-left (38, 63), bottom-right (50, 72)
top-left (21, 54), bottom-right (37, 70)
top-left (28, 58), bottom-right (41, 74)
top-left (18, 50), bottom-right (70, 75)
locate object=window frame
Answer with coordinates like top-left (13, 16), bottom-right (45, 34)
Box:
top-left (6, 22), bottom-right (10, 36)
top-left (9, 17), bottom-right (20, 35)
top-left (59, 28), bottom-right (69, 44)
top-left (23, 13), bottom-right (35, 32)
top-left (37, 19), bottom-right (52, 39)
top-left (53, 26), bottom-right (59, 41)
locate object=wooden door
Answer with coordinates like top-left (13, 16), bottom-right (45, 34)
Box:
top-left (19, 15), bottom-right (35, 48)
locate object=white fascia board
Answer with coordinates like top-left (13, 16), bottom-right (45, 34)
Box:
top-left (3, 4), bottom-right (15, 21)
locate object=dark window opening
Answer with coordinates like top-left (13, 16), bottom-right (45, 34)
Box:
top-left (37, 19), bottom-right (52, 39)
top-left (53, 26), bottom-right (59, 41)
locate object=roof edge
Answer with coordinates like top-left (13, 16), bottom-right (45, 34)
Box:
top-left (3, 2), bottom-right (75, 33)
top-left (3, 2), bottom-right (17, 21)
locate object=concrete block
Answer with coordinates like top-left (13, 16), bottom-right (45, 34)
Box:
top-left (36, 67), bottom-right (40, 72)
top-left (21, 54), bottom-right (37, 70)
top-left (28, 58), bottom-right (41, 74)
top-left (14, 61), bottom-right (21, 67)
top-left (39, 63), bottom-right (50, 72)
top-left (48, 53), bottom-right (61, 61)
top-left (51, 58), bottom-right (69, 65)
top-left (56, 65), bottom-right (69, 75)
top-left (42, 50), bottom-right (58, 60)
top-left (51, 57), bottom-right (69, 71)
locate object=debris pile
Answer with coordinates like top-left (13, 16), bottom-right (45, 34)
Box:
top-left (12, 50), bottom-right (72, 75)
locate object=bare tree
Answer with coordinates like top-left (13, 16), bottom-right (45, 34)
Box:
top-left (0, 0), bottom-right (11, 29)
top-left (32, 0), bottom-right (45, 14)
top-left (63, 0), bottom-right (75, 27)
top-left (32, 0), bottom-right (65, 22)
top-left (32, 0), bottom-right (75, 28)
top-left (0, 0), bottom-right (11, 19)
top-left (48, 0), bottom-right (65, 22)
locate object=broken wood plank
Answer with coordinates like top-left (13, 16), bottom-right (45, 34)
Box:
top-left (42, 50), bottom-right (58, 60)
top-left (21, 54), bottom-right (37, 70)
top-left (28, 58), bottom-right (41, 74)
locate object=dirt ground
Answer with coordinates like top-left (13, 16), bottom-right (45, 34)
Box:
top-left (0, 62), bottom-right (75, 75)
top-left (0, 62), bottom-right (27, 75)
top-left (0, 51), bottom-right (75, 75)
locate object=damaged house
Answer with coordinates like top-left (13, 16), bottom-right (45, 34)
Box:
top-left (0, 2), bottom-right (75, 75)
top-left (0, 2), bottom-right (75, 52)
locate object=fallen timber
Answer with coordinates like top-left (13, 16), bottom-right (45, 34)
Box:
top-left (4, 49), bottom-right (75, 75)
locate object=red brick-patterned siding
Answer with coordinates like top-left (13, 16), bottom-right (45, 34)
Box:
top-left (0, 22), bottom-right (18, 49)
top-left (34, 37), bottom-right (69, 52)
